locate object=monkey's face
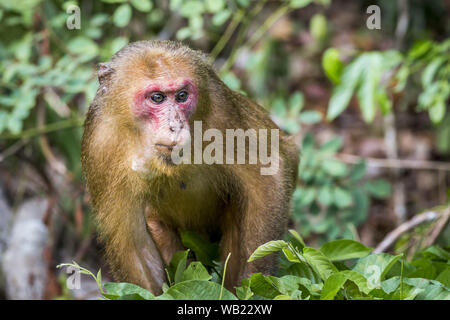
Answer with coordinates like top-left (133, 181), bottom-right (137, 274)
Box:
top-left (128, 67), bottom-right (199, 176)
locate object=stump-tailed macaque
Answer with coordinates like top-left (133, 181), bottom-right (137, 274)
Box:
top-left (82, 40), bottom-right (299, 294)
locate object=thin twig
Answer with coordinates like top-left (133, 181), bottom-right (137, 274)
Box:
top-left (0, 117), bottom-right (85, 140)
top-left (210, 9), bottom-right (246, 61)
top-left (373, 210), bottom-right (440, 253)
top-left (335, 153), bottom-right (450, 171)
top-left (425, 207), bottom-right (450, 246)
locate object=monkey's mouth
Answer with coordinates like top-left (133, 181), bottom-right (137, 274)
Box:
top-left (155, 143), bottom-right (176, 153)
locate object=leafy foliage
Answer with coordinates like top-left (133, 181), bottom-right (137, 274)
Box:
top-left (323, 40), bottom-right (450, 125)
top-left (292, 133), bottom-right (391, 242)
top-left (58, 231), bottom-right (450, 300)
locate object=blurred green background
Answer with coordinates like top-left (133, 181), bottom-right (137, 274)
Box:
top-left (0, 0), bottom-right (449, 299)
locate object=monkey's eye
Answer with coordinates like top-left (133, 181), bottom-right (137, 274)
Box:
top-left (150, 92), bottom-right (165, 104)
top-left (175, 90), bottom-right (189, 103)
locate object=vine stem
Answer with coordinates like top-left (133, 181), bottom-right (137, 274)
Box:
top-left (221, 2), bottom-right (289, 73)
top-left (210, 9), bottom-right (245, 61)
top-left (0, 117), bottom-right (84, 140)
top-left (219, 252), bottom-right (232, 300)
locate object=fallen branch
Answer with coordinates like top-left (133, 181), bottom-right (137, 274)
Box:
top-left (374, 207), bottom-right (450, 253)
top-left (336, 153), bottom-right (450, 171)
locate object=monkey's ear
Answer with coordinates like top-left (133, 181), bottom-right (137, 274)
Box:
top-left (98, 62), bottom-right (114, 85)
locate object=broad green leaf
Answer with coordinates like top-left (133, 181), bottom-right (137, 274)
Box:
top-left (103, 282), bottom-right (155, 300)
top-left (320, 240), bottom-right (372, 261)
top-left (322, 159), bottom-right (347, 177)
top-left (248, 240), bottom-right (288, 262)
top-left (349, 160), bottom-right (366, 181)
top-left (429, 99), bottom-right (446, 124)
top-left (299, 111), bottom-right (322, 124)
top-left (320, 272), bottom-right (347, 299)
top-left (289, 229), bottom-right (306, 249)
top-left (289, 91), bottom-right (305, 114)
top-left (287, 262), bottom-right (322, 284)
top-left (212, 9), bottom-right (231, 26)
top-left (327, 56), bottom-right (365, 121)
top-left (241, 273), bottom-right (280, 299)
top-left (180, 231), bottom-right (219, 267)
top-left (421, 57), bottom-right (445, 87)
top-left (310, 14), bottom-right (327, 41)
top-left (356, 53), bottom-right (382, 123)
top-left (333, 187), bottom-right (353, 208)
top-left (113, 4), bottom-right (132, 27)
top-left (289, 0), bottom-right (312, 8)
top-left (420, 245), bottom-right (450, 261)
top-left (235, 284), bottom-right (254, 300)
top-left (130, 0), bottom-right (153, 12)
top-left (353, 253), bottom-right (403, 289)
top-left (181, 262), bottom-right (212, 282)
top-left (158, 280), bottom-right (237, 300)
top-left (167, 249), bottom-right (190, 285)
top-left (180, 0), bottom-right (204, 17)
top-left (317, 186), bottom-right (333, 206)
top-left (205, 0), bottom-right (224, 13)
top-left (319, 137), bottom-right (343, 155)
top-left (436, 269), bottom-right (450, 287)
top-left (322, 48), bottom-right (343, 84)
top-left (303, 247), bottom-right (338, 280)
top-left (364, 179), bottom-right (391, 199)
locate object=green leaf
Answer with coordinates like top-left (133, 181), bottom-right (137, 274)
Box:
top-left (319, 137), bottom-right (343, 155)
top-left (181, 262), bottom-right (212, 282)
top-left (436, 269), bottom-right (450, 287)
top-left (205, 0), bottom-right (224, 13)
top-left (67, 36), bottom-right (99, 56)
top-left (310, 14), bottom-right (327, 41)
top-left (176, 27), bottom-right (191, 40)
top-left (113, 3), bottom-right (132, 27)
top-left (349, 160), bottom-right (366, 181)
top-left (303, 247), bottom-right (338, 281)
top-left (167, 250), bottom-right (190, 285)
top-left (317, 186), bottom-right (333, 206)
top-left (248, 240), bottom-right (288, 262)
top-left (180, 231), bottom-right (219, 267)
top-left (322, 159), bottom-right (347, 177)
top-left (287, 263), bottom-right (322, 284)
top-left (333, 187), bottom-right (353, 208)
top-left (130, 0), bottom-right (153, 12)
top-left (365, 179), bottom-right (391, 199)
top-left (320, 240), bottom-right (372, 261)
top-left (429, 99), bottom-right (446, 124)
top-left (235, 284), bottom-right (254, 300)
top-left (289, 0), bottom-right (312, 8)
top-left (353, 253), bottom-right (403, 289)
top-left (327, 55), bottom-right (365, 121)
top-left (159, 280), bottom-right (237, 300)
top-left (289, 229), bottom-right (306, 249)
top-left (320, 272), bottom-right (347, 300)
top-left (212, 10), bottom-right (231, 26)
top-left (103, 282), bottom-right (155, 300)
top-left (357, 54), bottom-right (382, 123)
top-left (299, 111), bottom-right (322, 124)
top-left (180, 0), bottom-right (204, 17)
top-left (289, 91), bottom-right (304, 115)
top-left (322, 48), bottom-right (343, 84)
top-left (240, 273), bottom-right (280, 299)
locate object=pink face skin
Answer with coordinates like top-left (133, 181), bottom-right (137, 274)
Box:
top-left (133, 79), bottom-right (198, 128)
top-left (132, 79), bottom-right (198, 160)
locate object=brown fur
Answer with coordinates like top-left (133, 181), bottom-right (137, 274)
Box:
top-left (81, 40), bottom-right (299, 294)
